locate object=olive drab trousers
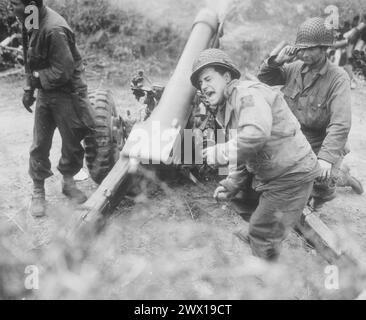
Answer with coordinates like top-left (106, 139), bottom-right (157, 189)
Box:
top-left (29, 90), bottom-right (88, 181)
top-left (248, 180), bottom-right (314, 260)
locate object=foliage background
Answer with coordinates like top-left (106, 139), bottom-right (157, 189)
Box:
top-left (45, 0), bottom-right (366, 75)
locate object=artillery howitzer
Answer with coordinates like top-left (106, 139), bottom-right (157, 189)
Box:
top-left (73, 8), bottom-right (366, 277)
top-left (77, 8), bottom-right (222, 229)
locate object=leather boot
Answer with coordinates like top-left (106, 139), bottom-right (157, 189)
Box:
top-left (337, 164), bottom-right (364, 195)
top-left (30, 180), bottom-right (46, 218)
top-left (346, 175), bottom-right (364, 195)
top-left (62, 175), bottom-right (87, 204)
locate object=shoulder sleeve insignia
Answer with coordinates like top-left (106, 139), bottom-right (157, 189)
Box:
top-left (240, 95), bottom-right (255, 108)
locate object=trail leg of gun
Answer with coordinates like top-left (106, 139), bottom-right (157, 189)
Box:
top-left (296, 208), bottom-right (342, 263)
top-left (297, 207), bottom-right (366, 270)
top-left (73, 157), bottom-right (131, 230)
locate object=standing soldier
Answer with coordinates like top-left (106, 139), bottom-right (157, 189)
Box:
top-left (191, 49), bottom-right (320, 261)
top-left (258, 17), bottom-right (363, 209)
top-left (9, 0), bottom-right (96, 217)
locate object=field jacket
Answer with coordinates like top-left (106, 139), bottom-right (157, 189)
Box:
top-left (25, 6), bottom-right (87, 93)
top-left (24, 6), bottom-right (95, 129)
top-left (258, 57), bottom-right (351, 165)
top-left (217, 80), bottom-right (319, 192)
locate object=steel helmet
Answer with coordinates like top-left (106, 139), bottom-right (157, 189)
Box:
top-left (295, 17), bottom-right (335, 48)
top-left (190, 49), bottom-right (241, 89)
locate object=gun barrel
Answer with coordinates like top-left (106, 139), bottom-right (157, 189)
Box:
top-left (122, 8), bottom-right (219, 164)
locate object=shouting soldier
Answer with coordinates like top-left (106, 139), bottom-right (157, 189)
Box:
top-left (258, 17), bottom-right (363, 210)
top-left (9, 0), bottom-right (96, 217)
top-left (191, 49), bottom-right (320, 261)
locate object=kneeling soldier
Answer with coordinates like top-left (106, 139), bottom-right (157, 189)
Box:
top-left (258, 17), bottom-right (363, 209)
top-left (191, 49), bottom-right (320, 261)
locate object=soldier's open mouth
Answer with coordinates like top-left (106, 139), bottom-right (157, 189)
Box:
top-left (205, 91), bottom-right (215, 98)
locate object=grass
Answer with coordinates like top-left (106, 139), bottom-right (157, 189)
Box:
top-left (1, 165), bottom-right (365, 300)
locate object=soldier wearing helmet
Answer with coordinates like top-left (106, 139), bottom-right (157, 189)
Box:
top-left (191, 48), bottom-right (320, 261)
top-left (258, 17), bottom-right (364, 209)
top-left (9, 0), bottom-right (96, 217)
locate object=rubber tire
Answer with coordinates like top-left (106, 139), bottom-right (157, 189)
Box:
top-left (84, 89), bottom-right (121, 184)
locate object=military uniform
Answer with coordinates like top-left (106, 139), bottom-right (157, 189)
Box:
top-left (215, 79), bottom-right (320, 260)
top-left (258, 58), bottom-right (351, 162)
top-left (25, 6), bottom-right (95, 182)
top-left (190, 49), bottom-right (321, 260)
top-left (257, 18), bottom-right (359, 201)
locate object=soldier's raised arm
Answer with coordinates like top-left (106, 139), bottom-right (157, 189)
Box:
top-left (257, 45), bottom-right (298, 86)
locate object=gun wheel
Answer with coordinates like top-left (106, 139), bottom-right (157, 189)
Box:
top-left (84, 89), bottom-right (125, 184)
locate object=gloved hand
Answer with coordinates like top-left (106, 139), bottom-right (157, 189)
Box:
top-left (22, 89), bottom-right (36, 113)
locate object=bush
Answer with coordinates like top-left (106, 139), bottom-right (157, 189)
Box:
top-left (46, 0), bottom-right (185, 64)
top-left (0, 0), bottom-right (17, 41)
top-left (46, 0), bottom-right (120, 35)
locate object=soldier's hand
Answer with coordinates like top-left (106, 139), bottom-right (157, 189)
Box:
top-left (213, 186), bottom-right (236, 201)
top-left (274, 45), bottom-right (298, 64)
top-left (214, 186), bottom-right (229, 201)
top-left (318, 159), bottom-right (333, 181)
top-left (22, 90), bottom-right (36, 113)
top-left (203, 143), bottom-right (229, 167)
top-left (202, 145), bottom-right (217, 167)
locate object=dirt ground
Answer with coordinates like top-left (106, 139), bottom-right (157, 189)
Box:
top-left (1, 75), bottom-right (366, 300)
